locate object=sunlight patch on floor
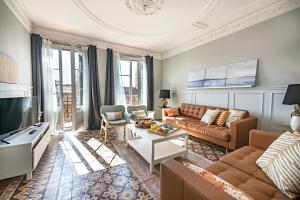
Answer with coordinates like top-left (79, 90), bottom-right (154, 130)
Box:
top-left (87, 138), bottom-right (126, 167)
top-left (66, 132), bottom-right (105, 172)
top-left (59, 141), bottom-right (89, 175)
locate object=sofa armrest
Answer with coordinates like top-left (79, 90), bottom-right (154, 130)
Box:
top-left (161, 159), bottom-right (234, 200)
top-left (229, 117), bottom-right (257, 150)
top-left (162, 108), bottom-right (169, 122)
top-left (249, 130), bottom-right (279, 150)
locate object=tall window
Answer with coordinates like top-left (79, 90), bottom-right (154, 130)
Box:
top-left (120, 58), bottom-right (141, 106)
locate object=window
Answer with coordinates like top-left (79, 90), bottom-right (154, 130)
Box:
top-left (120, 58), bottom-right (142, 106)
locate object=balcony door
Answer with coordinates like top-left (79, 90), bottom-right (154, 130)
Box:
top-left (52, 45), bottom-right (83, 131)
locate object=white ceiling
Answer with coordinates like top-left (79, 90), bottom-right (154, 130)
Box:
top-left (5, 0), bottom-right (300, 58)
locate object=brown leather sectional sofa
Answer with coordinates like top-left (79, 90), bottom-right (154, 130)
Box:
top-left (163, 103), bottom-right (257, 150)
top-left (160, 130), bottom-right (289, 200)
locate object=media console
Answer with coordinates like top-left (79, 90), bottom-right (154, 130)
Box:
top-left (0, 122), bottom-right (50, 180)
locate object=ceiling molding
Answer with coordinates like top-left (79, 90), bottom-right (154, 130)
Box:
top-left (72, 0), bottom-right (159, 37)
top-left (163, 0), bottom-right (300, 59)
top-left (3, 0), bottom-right (32, 32)
top-left (32, 26), bottom-right (163, 60)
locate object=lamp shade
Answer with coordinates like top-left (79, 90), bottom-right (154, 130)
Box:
top-left (159, 90), bottom-right (170, 99)
top-left (283, 84), bottom-right (300, 105)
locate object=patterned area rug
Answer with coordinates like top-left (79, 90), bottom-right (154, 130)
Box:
top-left (0, 129), bottom-right (225, 200)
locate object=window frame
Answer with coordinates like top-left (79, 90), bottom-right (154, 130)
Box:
top-left (120, 56), bottom-right (141, 106)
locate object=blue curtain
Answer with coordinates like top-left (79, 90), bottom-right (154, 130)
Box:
top-left (87, 45), bottom-right (102, 129)
top-left (104, 48), bottom-right (115, 105)
top-left (31, 33), bottom-right (44, 122)
top-left (145, 55), bottom-right (154, 110)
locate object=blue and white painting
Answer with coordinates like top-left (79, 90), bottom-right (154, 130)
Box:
top-left (226, 60), bottom-right (257, 87)
top-left (187, 69), bottom-right (205, 88)
top-left (187, 59), bottom-right (257, 89)
top-left (204, 65), bottom-right (227, 87)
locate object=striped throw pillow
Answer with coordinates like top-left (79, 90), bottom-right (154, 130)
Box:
top-left (256, 131), bottom-right (300, 199)
top-left (106, 111), bottom-right (123, 121)
top-left (215, 111), bottom-right (229, 126)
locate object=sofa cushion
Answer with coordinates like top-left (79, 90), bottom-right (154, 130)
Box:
top-left (220, 146), bottom-right (275, 186)
top-left (187, 122), bottom-right (207, 132)
top-left (183, 162), bottom-right (254, 200)
top-left (165, 116), bottom-right (197, 128)
top-left (197, 125), bottom-right (230, 141)
top-left (180, 103), bottom-right (206, 119)
top-left (176, 116), bottom-right (198, 129)
top-left (205, 162), bottom-right (289, 200)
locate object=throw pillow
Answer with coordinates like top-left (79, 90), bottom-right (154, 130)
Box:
top-left (215, 111), bottom-right (229, 126)
top-left (166, 108), bottom-right (179, 117)
top-left (106, 111), bottom-right (123, 121)
top-left (256, 131), bottom-right (300, 199)
top-left (132, 110), bottom-right (147, 118)
top-left (183, 162), bottom-right (254, 200)
top-left (225, 110), bottom-right (246, 128)
top-left (201, 109), bottom-right (221, 125)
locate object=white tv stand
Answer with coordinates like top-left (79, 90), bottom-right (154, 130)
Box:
top-left (0, 122), bottom-right (50, 180)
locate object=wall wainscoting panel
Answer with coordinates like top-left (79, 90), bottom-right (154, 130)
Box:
top-left (170, 87), bottom-right (291, 132)
top-left (195, 92), bottom-right (229, 108)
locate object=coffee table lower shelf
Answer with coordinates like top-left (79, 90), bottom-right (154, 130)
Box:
top-left (127, 137), bottom-right (187, 172)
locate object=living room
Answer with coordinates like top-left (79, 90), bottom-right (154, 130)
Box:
top-left (0, 0), bottom-right (299, 199)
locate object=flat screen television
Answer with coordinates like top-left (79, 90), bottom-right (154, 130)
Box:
top-left (0, 96), bottom-right (38, 141)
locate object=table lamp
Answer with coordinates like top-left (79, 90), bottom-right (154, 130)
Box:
top-left (159, 90), bottom-right (170, 108)
top-left (283, 84), bottom-right (300, 132)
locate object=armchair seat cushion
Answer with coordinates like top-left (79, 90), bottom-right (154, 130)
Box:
top-left (108, 119), bottom-right (127, 125)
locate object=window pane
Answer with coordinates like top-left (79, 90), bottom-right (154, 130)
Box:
top-left (120, 60), bottom-right (130, 75)
top-left (62, 50), bottom-right (72, 86)
top-left (120, 75), bottom-right (130, 87)
top-left (52, 49), bottom-right (59, 69)
top-left (131, 61), bottom-right (139, 106)
top-left (75, 52), bottom-right (83, 106)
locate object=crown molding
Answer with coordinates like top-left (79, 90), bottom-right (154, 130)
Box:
top-left (32, 26), bottom-right (163, 60)
top-left (3, 0), bottom-right (32, 32)
top-left (163, 0), bottom-right (300, 59)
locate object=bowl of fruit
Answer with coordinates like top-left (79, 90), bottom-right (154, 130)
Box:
top-left (135, 119), bottom-right (154, 129)
top-left (148, 124), bottom-right (177, 136)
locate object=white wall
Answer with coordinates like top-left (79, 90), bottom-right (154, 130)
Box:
top-left (162, 8), bottom-right (300, 132)
top-left (0, 0), bottom-right (31, 86)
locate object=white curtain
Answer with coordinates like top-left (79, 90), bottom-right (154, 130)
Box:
top-left (42, 39), bottom-right (57, 133)
top-left (140, 58), bottom-right (148, 106)
top-left (82, 46), bottom-right (90, 130)
top-left (114, 52), bottom-right (127, 106)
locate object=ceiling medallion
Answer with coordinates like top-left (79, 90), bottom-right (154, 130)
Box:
top-left (125, 0), bottom-right (164, 15)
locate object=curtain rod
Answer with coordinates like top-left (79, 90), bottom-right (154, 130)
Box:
top-left (40, 34), bottom-right (87, 48)
top-left (118, 52), bottom-right (145, 59)
top-left (40, 34), bottom-right (147, 58)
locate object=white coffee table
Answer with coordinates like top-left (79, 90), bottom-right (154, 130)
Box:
top-left (126, 123), bottom-right (188, 172)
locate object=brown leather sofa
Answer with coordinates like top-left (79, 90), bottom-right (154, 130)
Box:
top-left (163, 103), bottom-right (257, 151)
top-left (160, 130), bottom-right (290, 200)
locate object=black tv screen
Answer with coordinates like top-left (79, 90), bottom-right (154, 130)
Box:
top-left (0, 97), bottom-right (37, 140)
